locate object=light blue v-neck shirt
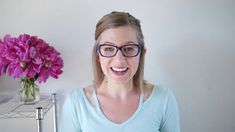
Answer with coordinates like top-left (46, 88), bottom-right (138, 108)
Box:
top-left (59, 85), bottom-right (180, 132)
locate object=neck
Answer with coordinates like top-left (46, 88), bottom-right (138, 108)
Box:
top-left (98, 79), bottom-right (137, 99)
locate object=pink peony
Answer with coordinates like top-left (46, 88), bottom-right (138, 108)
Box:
top-left (0, 34), bottom-right (63, 83)
top-left (0, 39), bottom-right (11, 75)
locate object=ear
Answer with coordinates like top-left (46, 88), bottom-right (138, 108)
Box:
top-left (94, 45), bottom-right (100, 63)
top-left (96, 54), bottom-right (100, 62)
top-left (143, 48), bottom-right (146, 55)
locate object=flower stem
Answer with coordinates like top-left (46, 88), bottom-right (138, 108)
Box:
top-left (19, 78), bottom-right (39, 104)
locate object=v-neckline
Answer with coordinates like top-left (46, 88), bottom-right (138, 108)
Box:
top-left (92, 87), bottom-right (144, 126)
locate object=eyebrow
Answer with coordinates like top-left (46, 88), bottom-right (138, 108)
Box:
top-left (100, 41), bottom-right (137, 45)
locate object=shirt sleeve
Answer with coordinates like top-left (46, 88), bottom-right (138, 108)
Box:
top-left (59, 94), bottom-right (81, 132)
top-left (160, 89), bottom-right (181, 132)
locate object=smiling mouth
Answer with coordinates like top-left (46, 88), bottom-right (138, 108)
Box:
top-left (111, 67), bottom-right (128, 73)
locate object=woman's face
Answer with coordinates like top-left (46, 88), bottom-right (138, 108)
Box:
top-left (97, 26), bottom-right (141, 85)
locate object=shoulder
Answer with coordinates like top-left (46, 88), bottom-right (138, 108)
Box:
top-left (82, 85), bottom-right (96, 107)
top-left (143, 82), bottom-right (154, 101)
top-left (63, 87), bottom-right (84, 106)
top-left (67, 85), bottom-right (93, 98)
top-left (63, 85), bottom-right (95, 108)
top-left (154, 85), bottom-right (176, 104)
top-left (154, 85), bottom-right (179, 113)
top-left (155, 85), bottom-right (172, 96)
top-left (155, 86), bottom-right (180, 131)
top-left (67, 87), bottom-right (83, 99)
top-left (143, 82), bottom-right (172, 100)
top-left (144, 83), bottom-right (177, 104)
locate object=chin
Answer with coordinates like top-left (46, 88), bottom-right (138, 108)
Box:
top-left (108, 77), bottom-right (133, 85)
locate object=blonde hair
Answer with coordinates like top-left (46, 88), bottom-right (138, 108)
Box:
top-left (92, 11), bottom-right (145, 90)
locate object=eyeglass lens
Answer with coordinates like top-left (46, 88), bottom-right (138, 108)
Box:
top-left (98, 44), bottom-right (141, 57)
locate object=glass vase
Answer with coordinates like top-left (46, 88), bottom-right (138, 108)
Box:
top-left (19, 78), bottom-right (40, 105)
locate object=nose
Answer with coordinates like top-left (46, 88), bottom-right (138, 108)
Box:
top-left (114, 49), bottom-right (126, 60)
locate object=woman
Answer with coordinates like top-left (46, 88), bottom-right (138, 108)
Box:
top-left (60, 11), bottom-right (180, 132)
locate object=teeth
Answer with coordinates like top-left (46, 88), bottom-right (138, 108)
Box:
top-left (111, 67), bottom-right (128, 72)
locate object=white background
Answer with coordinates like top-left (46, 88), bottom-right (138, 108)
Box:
top-left (0, 0), bottom-right (234, 132)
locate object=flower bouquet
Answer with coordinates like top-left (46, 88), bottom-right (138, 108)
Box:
top-left (0, 34), bottom-right (63, 104)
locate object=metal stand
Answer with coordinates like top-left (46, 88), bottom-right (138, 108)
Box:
top-left (52, 93), bottom-right (58, 132)
top-left (36, 107), bottom-right (43, 132)
top-left (0, 93), bottom-right (57, 132)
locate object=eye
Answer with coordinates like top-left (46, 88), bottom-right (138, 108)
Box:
top-left (123, 46), bottom-right (136, 53)
top-left (104, 47), bottom-right (115, 52)
top-left (126, 47), bottom-right (135, 51)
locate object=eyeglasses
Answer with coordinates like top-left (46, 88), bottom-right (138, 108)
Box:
top-left (97, 43), bottom-right (143, 57)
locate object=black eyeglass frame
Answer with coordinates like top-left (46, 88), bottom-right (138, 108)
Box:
top-left (96, 43), bottom-right (143, 57)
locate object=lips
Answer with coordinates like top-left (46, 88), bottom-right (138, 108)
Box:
top-left (111, 67), bottom-right (128, 73)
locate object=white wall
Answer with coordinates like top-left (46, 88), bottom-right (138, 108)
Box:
top-left (0, 0), bottom-right (234, 132)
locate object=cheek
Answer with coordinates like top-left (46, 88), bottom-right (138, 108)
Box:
top-left (130, 57), bottom-right (140, 71)
top-left (99, 56), bottom-right (109, 71)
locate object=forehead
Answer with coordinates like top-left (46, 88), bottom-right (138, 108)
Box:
top-left (98, 26), bottom-right (138, 45)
